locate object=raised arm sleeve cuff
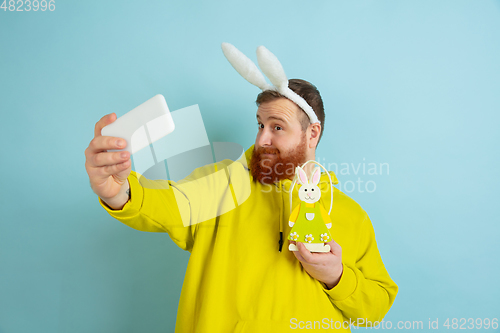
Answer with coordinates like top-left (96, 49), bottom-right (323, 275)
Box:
top-left (99, 172), bottom-right (144, 221)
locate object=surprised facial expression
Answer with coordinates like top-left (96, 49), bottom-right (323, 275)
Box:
top-left (250, 98), bottom-right (309, 184)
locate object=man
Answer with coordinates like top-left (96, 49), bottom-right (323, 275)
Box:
top-left (85, 79), bottom-right (398, 332)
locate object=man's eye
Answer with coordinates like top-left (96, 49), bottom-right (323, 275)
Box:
top-left (275, 125), bottom-right (282, 130)
top-left (258, 123), bottom-right (264, 129)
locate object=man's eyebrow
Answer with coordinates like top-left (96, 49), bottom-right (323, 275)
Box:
top-left (256, 115), bottom-right (287, 123)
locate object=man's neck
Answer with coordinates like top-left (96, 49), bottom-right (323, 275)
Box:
top-left (301, 152), bottom-right (317, 177)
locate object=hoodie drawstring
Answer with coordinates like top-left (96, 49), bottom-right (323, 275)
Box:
top-left (278, 180), bottom-right (284, 252)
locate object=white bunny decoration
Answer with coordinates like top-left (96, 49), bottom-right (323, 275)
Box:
top-left (221, 42), bottom-right (320, 124)
top-left (288, 161), bottom-right (333, 253)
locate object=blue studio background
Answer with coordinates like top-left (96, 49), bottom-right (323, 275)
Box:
top-left (1, 1), bottom-right (499, 332)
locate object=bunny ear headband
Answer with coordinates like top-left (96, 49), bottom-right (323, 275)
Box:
top-left (289, 160), bottom-right (334, 216)
top-left (221, 43), bottom-right (320, 124)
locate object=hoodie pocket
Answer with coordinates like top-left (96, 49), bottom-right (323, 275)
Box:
top-left (234, 320), bottom-right (291, 332)
top-left (234, 321), bottom-right (248, 332)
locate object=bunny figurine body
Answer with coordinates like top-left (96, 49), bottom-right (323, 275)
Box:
top-left (288, 166), bottom-right (332, 253)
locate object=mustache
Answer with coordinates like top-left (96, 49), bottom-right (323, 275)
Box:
top-left (256, 147), bottom-right (279, 155)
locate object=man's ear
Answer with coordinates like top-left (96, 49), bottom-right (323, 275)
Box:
top-left (307, 123), bottom-right (321, 149)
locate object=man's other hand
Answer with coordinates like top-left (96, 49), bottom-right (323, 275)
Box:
top-left (290, 239), bottom-right (343, 290)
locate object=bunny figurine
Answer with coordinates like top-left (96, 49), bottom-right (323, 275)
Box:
top-left (288, 166), bottom-right (332, 253)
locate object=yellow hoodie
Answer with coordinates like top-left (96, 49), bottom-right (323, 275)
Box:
top-left (100, 145), bottom-right (398, 332)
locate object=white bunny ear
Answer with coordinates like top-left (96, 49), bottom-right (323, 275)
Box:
top-left (256, 46), bottom-right (289, 90)
top-left (222, 42), bottom-right (320, 125)
top-left (256, 45), bottom-right (320, 125)
top-left (297, 166), bottom-right (308, 185)
top-left (221, 43), bottom-right (272, 91)
top-left (311, 167), bottom-right (321, 186)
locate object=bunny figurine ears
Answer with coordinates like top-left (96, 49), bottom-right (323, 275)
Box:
top-left (221, 43), bottom-right (320, 124)
top-left (290, 160), bottom-right (334, 216)
top-left (296, 166), bottom-right (322, 187)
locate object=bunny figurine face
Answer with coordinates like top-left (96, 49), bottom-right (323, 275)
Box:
top-left (297, 166), bottom-right (321, 203)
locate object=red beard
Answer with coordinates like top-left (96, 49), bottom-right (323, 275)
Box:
top-left (249, 136), bottom-right (308, 184)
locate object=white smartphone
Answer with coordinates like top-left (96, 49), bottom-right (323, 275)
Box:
top-left (101, 94), bottom-right (175, 154)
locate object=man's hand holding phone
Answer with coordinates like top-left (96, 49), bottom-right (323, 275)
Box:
top-left (85, 113), bottom-right (131, 210)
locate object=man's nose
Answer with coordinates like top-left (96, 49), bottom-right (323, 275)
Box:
top-left (257, 129), bottom-right (272, 147)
